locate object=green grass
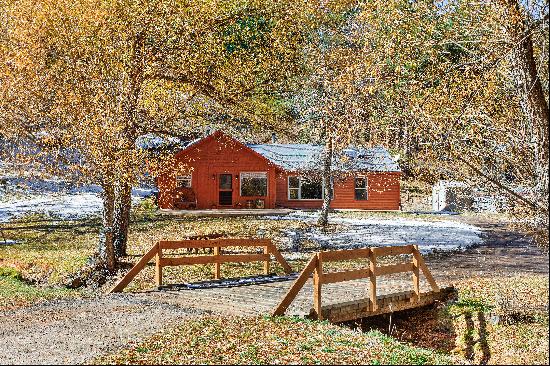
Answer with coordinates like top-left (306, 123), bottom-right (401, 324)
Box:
top-left (94, 316), bottom-right (455, 365)
top-left (0, 208), bottom-right (313, 300)
top-left (0, 267), bottom-right (82, 309)
top-left (0, 213), bottom-right (99, 285)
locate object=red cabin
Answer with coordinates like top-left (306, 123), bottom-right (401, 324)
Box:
top-left (156, 131), bottom-right (401, 210)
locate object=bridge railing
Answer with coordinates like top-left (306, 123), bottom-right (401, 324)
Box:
top-left (109, 238), bottom-right (293, 293)
top-left (272, 244), bottom-right (440, 320)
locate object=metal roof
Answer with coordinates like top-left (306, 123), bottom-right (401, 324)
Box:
top-left (247, 143), bottom-right (401, 172)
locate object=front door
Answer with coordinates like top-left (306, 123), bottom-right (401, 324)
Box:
top-left (218, 174), bottom-right (233, 206)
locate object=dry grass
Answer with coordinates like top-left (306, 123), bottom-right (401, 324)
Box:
top-left (94, 316), bottom-right (455, 365)
top-left (446, 275), bottom-right (549, 365)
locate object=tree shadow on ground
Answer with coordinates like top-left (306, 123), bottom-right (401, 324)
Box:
top-left (340, 303), bottom-right (492, 364)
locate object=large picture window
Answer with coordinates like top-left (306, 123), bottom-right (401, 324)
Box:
top-left (355, 176), bottom-right (368, 200)
top-left (240, 172), bottom-right (268, 197)
top-left (288, 176), bottom-right (323, 200)
top-left (176, 174), bottom-right (192, 188)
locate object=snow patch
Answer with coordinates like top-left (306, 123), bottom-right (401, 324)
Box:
top-left (266, 211), bottom-right (482, 253)
top-left (0, 184), bottom-right (156, 223)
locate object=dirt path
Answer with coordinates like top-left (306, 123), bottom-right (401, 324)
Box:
top-left (0, 294), bottom-right (205, 365)
top-left (0, 219), bottom-right (547, 365)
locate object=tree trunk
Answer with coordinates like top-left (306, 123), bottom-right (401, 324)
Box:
top-left (113, 182), bottom-right (132, 257)
top-left (318, 136), bottom-right (333, 226)
top-left (504, 0), bottom-right (549, 227)
top-left (99, 183), bottom-right (116, 272)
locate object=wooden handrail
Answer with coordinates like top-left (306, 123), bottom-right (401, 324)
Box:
top-left (109, 238), bottom-right (292, 293)
top-left (109, 243), bottom-right (159, 293)
top-left (272, 244), bottom-right (439, 320)
top-left (272, 255), bottom-right (318, 316)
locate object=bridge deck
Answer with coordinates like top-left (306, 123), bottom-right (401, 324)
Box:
top-left (139, 273), bottom-right (451, 319)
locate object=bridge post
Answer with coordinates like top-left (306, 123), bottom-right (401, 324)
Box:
top-left (412, 245), bottom-right (420, 302)
top-left (313, 253), bottom-right (323, 320)
top-left (155, 245), bottom-right (163, 287)
top-left (263, 245), bottom-right (270, 275)
top-left (213, 246), bottom-right (221, 279)
top-left (369, 249), bottom-right (377, 311)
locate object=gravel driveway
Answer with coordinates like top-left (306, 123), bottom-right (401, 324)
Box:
top-left (0, 294), bottom-right (205, 365)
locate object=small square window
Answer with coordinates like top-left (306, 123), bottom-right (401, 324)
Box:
top-left (176, 175), bottom-right (192, 188)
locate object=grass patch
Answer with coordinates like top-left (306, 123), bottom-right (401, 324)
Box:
top-left (0, 210), bottom-right (311, 297)
top-left (0, 267), bottom-right (82, 309)
top-left (95, 316), bottom-right (454, 365)
top-left (446, 275), bottom-right (549, 365)
top-left (0, 214), bottom-right (98, 285)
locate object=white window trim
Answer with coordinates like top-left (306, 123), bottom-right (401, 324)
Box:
top-left (287, 176), bottom-right (325, 201)
top-left (176, 174), bottom-right (192, 188)
top-left (239, 171), bottom-right (268, 197)
top-left (354, 175), bottom-right (369, 201)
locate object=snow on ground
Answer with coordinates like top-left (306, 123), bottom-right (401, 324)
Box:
top-left (0, 183), bottom-right (155, 223)
top-left (0, 192), bottom-right (103, 222)
top-left (267, 211), bottom-right (483, 253)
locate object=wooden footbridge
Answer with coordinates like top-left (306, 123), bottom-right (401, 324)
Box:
top-left (110, 239), bottom-right (452, 322)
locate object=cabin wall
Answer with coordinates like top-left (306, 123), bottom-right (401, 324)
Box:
top-left (157, 134), bottom-right (276, 209)
top-left (157, 131), bottom-right (401, 211)
top-left (275, 172), bottom-right (401, 210)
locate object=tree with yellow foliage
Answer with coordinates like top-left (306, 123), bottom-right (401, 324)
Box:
top-left (0, 0), bottom-right (315, 273)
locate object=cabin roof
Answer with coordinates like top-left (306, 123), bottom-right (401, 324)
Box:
top-left (160, 130), bottom-right (400, 173)
top-left (247, 143), bottom-right (401, 173)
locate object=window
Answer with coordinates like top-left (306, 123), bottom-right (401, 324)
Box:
top-left (355, 176), bottom-right (368, 200)
top-left (288, 176), bottom-right (300, 199)
top-left (176, 175), bottom-right (192, 188)
top-left (240, 172), bottom-right (268, 197)
top-left (288, 176), bottom-right (323, 200)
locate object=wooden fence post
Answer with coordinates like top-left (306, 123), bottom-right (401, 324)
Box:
top-left (155, 244), bottom-right (163, 287)
top-left (263, 245), bottom-right (270, 275)
top-left (213, 246), bottom-right (221, 279)
top-left (313, 252), bottom-right (323, 320)
top-left (369, 249), bottom-right (377, 311)
top-left (412, 244), bottom-right (420, 302)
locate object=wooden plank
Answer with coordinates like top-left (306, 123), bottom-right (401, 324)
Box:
top-left (375, 262), bottom-right (414, 276)
top-left (263, 246), bottom-right (270, 275)
top-left (155, 247), bottom-right (163, 287)
top-left (213, 246), bottom-right (221, 279)
top-left (267, 243), bottom-right (293, 274)
top-left (369, 251), bottom-right (377, 311)
top-left (313, 253), bottom-right (323, 320)
top-left (161, 253), bottom-right (270, 266)
top-left (327, 294), bottom-right (431, 323)
top-left (109, 243), bottom-right (159, 293)
top-left (372, 245), bottom-right (414, 257)
top-left (413, 246), bottom-right (440, 292)
top-left (160, 238), bottom-right (271, 250)
top-left (272, 255), bottom-right (317, 316)
top-left (321, 248), bottom-right (371, 262)
top-left (321, 268), bottom-right (371, 284)
top-left (412, 248), bottom-right (420, 302)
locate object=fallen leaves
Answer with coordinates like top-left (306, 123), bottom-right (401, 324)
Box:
top-left (95, 316), bottom-right (454, 365)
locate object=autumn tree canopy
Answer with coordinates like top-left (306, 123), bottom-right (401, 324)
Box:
top-left (0, 0), bottom-right (316, 270)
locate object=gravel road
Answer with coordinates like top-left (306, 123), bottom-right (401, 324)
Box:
top-left (0, 294), bottom-right (206, 365)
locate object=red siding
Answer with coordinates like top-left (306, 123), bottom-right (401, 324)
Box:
top-left (275, 171), bottom-right (401, 210)
top-left (158, 132), bottom-right (277, 209)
